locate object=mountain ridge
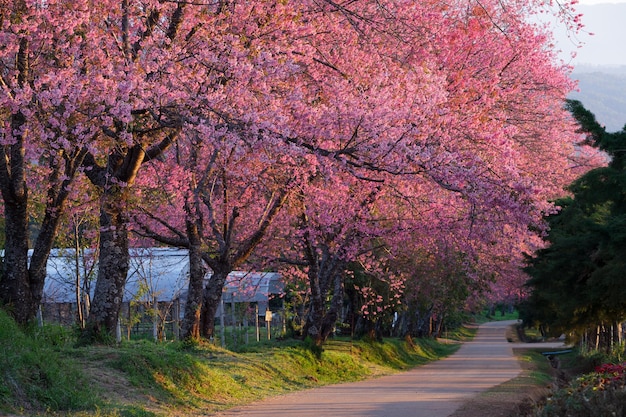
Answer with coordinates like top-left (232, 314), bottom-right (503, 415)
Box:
top-left (569, 66), bottom-right (626, 132)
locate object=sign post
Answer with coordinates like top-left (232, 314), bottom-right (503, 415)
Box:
top-left (265, 310), bottom-right (273, 340)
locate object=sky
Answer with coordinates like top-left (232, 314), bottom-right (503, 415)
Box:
top-left (549, 1), bottom-right (626, 66)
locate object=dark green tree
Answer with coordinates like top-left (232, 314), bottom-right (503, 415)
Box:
top-left (522, 100), bottom-right (626, 345)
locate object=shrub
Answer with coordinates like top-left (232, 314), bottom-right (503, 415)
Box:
top-left (537, 362), bottom-right (626, 417)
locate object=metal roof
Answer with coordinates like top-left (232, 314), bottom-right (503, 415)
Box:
top-left (42, 248), bottom-right (283, 304)
top-left (222, 271), bottom-right (283, 303)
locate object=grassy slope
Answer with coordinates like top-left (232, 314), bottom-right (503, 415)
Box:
top-left (0, 310), bottom-right (469, 417)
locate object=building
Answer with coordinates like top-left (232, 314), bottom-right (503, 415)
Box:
top-left (41, 247), bottom-right (284, 340)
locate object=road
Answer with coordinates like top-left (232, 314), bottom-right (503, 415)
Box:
top-left (213, 320), bottom-right (564, 417)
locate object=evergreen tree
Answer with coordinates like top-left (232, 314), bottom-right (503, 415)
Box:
top-left (522, 100), bottom-right (626, 342)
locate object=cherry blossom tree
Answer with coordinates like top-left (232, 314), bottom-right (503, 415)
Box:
top-left (1, 0), bottom-right (597, 341)
top-left (0, 0), bottom-right (97, 324)
top-left (134, 130), bottom-right (298, 340)
top-left (75, 0), bottom-right (192, 339)
top-left (80, 0), bottom-right (326, 340)
top-left (279, 175), bottom-right (402, 345)
top-left (132, 0), bottom-right (595, 345)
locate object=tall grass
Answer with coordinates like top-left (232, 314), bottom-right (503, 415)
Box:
top-left (0, 310), bottom-right (97, 414)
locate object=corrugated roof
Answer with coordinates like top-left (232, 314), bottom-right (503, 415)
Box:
top-left (222, 271), bottom-right (283, 303)
top-left (42, 248), bottom-right (283, 303)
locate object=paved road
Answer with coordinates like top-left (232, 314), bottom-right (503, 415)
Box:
top-left (213, 320), bottom-right (564, 417)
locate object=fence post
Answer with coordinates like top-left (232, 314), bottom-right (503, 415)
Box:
top-left (231, 293), bottom-right (237, 348)
top-left (220, 297), bottom-right (225, 348)
top-left (153, 296), bottom-right (158, 342)
top-left (116, 318), bottom-right (122, 344)
top-left (255, 304), bottom-right (260, 342)
top-left (265, 310), bottom-right (272, 340)
top-left (37, 304), bottom-right (43, 327)
top-left (172, 299), bottom-right (180, 340)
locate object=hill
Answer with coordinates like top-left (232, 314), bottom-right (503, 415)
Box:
top-left (546, 2), bottom-right (626, 132)
top-left (570, 65), bottom-right (626, 132)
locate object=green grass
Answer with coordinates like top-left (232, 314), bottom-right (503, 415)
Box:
top-left (445, 323), bottom-right (478, 341)
top-left (515, 349), bottom-right (557, 386)
top-left (0, 309), bottom-right (463, 417)
top-left (0, 311), bottom-right (98, 415)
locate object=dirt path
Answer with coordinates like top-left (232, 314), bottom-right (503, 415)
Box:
top-left (212, 320), bottom-right (564, 417)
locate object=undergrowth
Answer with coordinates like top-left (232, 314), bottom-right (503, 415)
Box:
top-left (533, 350), bottom-right (626, 417)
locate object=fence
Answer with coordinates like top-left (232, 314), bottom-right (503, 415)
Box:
top-left (40, 299), bottom-right (286, 347)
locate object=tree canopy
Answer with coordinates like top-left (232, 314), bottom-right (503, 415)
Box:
top-left (0, 0), bottom-right (600, 342)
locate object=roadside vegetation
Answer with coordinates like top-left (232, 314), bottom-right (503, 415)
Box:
top-left (531, 348), bottom-right (626, 417)
top-left (451, 320), bottom-right (625, 417)
top-left (9, 295), bottom-right (626, 417)
top-left (0, 309), bottom-right (469, 417)
top-left (501, 322), bottom-right (626, 417)
top-left (517, 105), bottom-right (626, 416)
top-left (522, 103), bottom-right (626, 362)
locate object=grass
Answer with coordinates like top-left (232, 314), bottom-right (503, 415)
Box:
top-left (515, 349), bottom-right (557, 386)
top-left (0, 309), bottom-right (463, 417)
top-left (0, 311), bottom-right (99, 415)
top-left (446, 322), bottom-right (479, 340)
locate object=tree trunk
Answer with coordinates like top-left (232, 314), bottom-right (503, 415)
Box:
top-left (28, 185), bottom-right (75, 319)
top-left (81, 143), bottom-right (162, 342)
top-left (0, 123), bottom-right (82, 325)
top-left (85, 186), bottom-right (131, 340)
top-left (200, 268), bottom-right (230, 339)
top-left (394, 311), bottom-right (409, 339)
top-left (1, 173), bottom-right (83, 325)
top-left (318, 272), bottom-right (344, 342)
top-left (180, 188), bottom-right (207, 341)
top-left (410, 305), bottom-right (434, 338)
top-left (302, 256), bottom-right (344, 345)
top-left (0, 199), bottom-right (32, 324)
top-left (435, 314), bottom-right (445, 338)
top-left (302, 259), bottom-right (324, 343)
top-left (181, 234), bottom-right (206, 341)
top-left (0, 49), bottom-right (33, 322)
